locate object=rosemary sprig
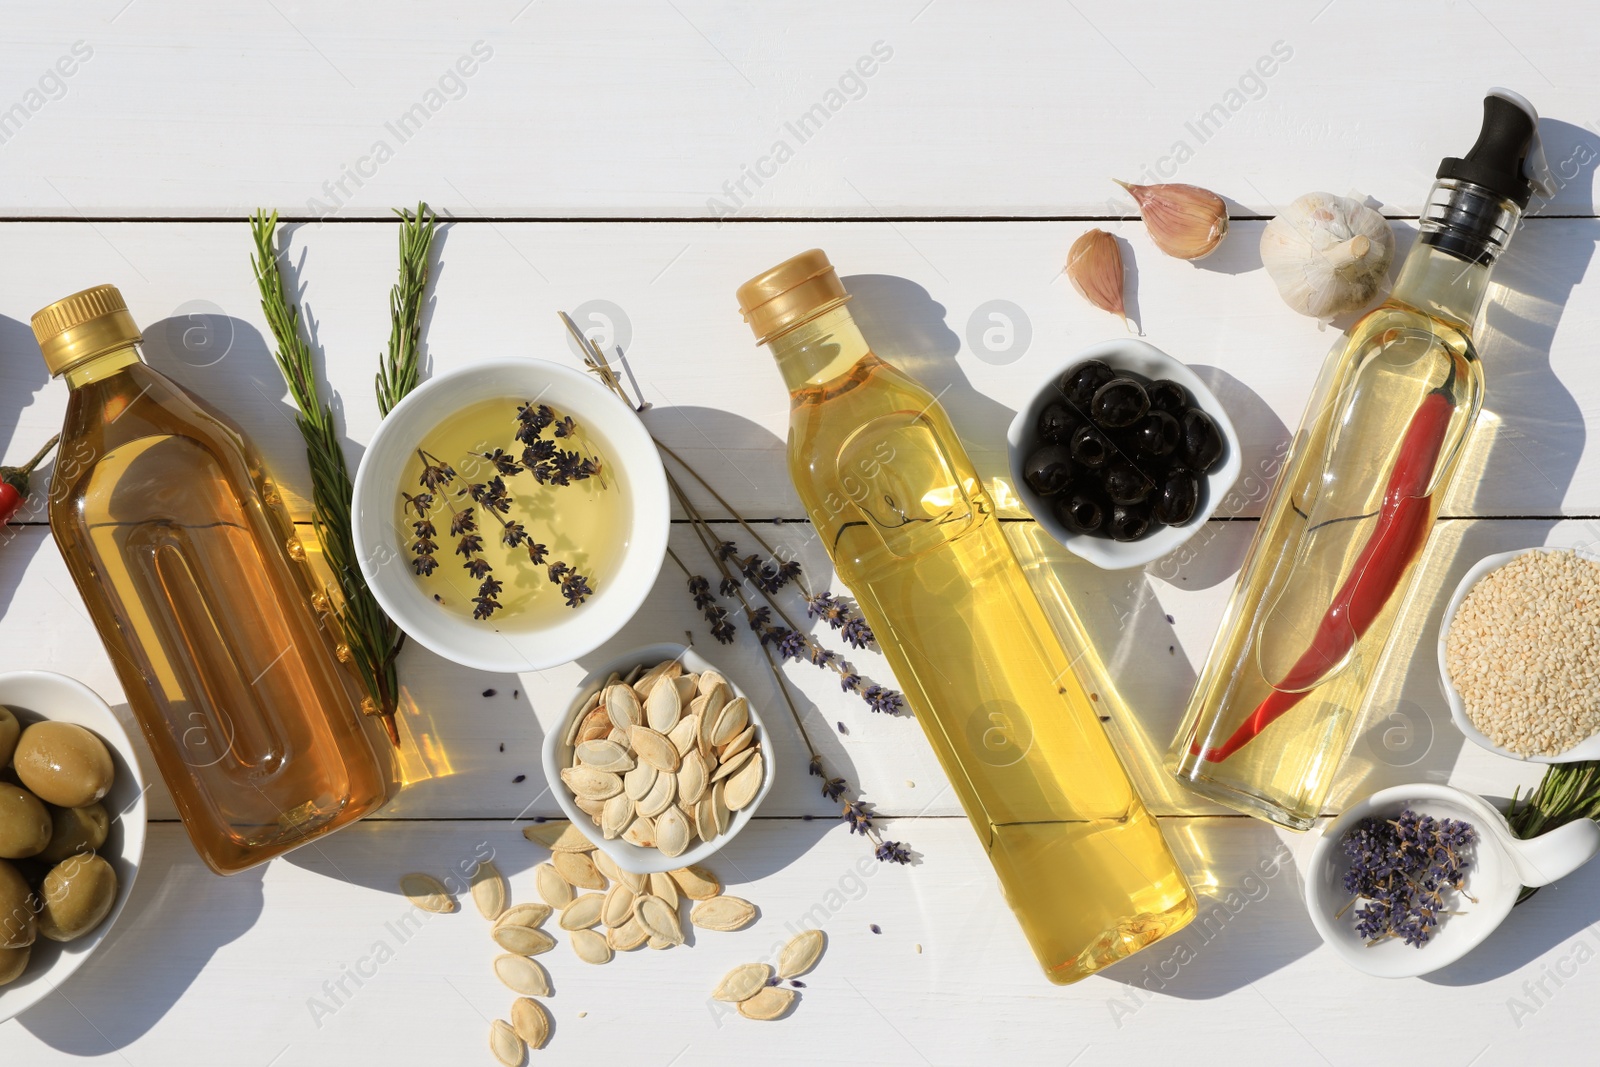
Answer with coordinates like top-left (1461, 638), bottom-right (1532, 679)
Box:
top-left (250, 210), bottom-right (404, 746)
top-left (1507, 760), bottom-right (1600, 902)
top-left (376, 203), bottom-right (439, 417)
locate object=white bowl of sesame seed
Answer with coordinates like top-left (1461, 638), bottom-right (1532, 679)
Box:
top-left (1438, 546), bottom-right (1600, 764)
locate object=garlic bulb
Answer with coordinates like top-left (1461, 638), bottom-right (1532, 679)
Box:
top-left (1115, 180), bottom-right (1229, 260)
top-left (1260, 192), bottom-right (1395, 318)
top-left (1065, 229), bottom-right (1127, 324)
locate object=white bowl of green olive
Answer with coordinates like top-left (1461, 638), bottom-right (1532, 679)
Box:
top-left (0, 671), bottom-right (147, 1023)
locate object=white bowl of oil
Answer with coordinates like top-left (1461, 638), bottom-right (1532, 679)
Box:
top-left (352, 358), bottom-right (670, 673)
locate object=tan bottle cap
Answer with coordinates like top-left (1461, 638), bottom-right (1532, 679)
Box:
top-left (31, 284), bottom-right (142, 377)
top-left (735, 249), bottom-right (851, 345)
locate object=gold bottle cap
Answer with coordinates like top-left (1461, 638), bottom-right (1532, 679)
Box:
top-left (31, 284), bottom-right (142, 378)
top-left (735, 248), bottom-right (851, 345)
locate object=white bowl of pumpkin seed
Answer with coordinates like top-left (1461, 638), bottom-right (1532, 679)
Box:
top-left (541, 643), bottom-right (773, 874)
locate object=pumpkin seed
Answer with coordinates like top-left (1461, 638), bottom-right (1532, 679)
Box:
top-left (400, 873), bottom-right (455, 914)
top-left (566, 691), bottom-right (600, 746)
top-left (678, 749), bottom-right (708, 806)
top-left (575, 739), bottom-right (634, 773)
top-left (697, 670), bottom-right (727, 697)
top-left (606, 727), bottom-right (632, 747)
top-left (719, 724), bottom-right (756, 760)
top-left (691, 895), bottom-right (757, 931)
top-left (710, 696), bottom-right (749, 747)
top-left (601, 882), bottom-right (636, 928)
top-left (561, 765), bottom-right (623, 801)
top-left (630, 725), bottom-right (680, 773)
top-left (490, 1019), bottom-right (524, 1066)
top-left (667, 714), bottom-right (700, 758)
top-left (670, 865), bottom-right (721, 900)
top-left (724, 753), bottom-right (763, 811)
top-left (494, 953), bottom-right (552, 996)
top-left (635, 895), bottom-right (684, 945)
top-left (574, 795), bottom-right (606, 819)
top-left (592, 848), bottom-right (623, 885)
top-left (534, 864), bottom-right (574, 909)
top-left (497, 902), bottom-right (552, 929)
top-left (713, 781), bottom-right (731, 834)
top-left (648, 936), bottom-right (675, 950)
top-left (623, 664), bottom-right (644, 685)
top-left (552, 850), bottom-right (607, 890)
top-left (697, 693), bottom-right (722, 755)
top-left (645, 680), bottom-right (682, 733)
top-left (560, 892), bottom-right (605, 930)
top-left (672, 673), bottom-right (699, 705)
top-left (648, 871), bottom-right (679, 909)
top-left (605, 684), bottom-right (642, 730)
top-left (738, 985), bottom-right (795, 1021)
top-left (623, 762), bottom-right (658, 801)
top-left (607, 916), bottom-right (649, 950)
top-left (616, 867), bottom-right (649, 893)
top-left (713, 962), bottom-right (772, 1003)
top-left (601, 793), bottom-right (633, 839)
top-left (695, 794), bottom-right (718, 842)
top-left (778, 929), bottom-right (826, 978)
top-left (710, 745), bottom-right (755, 783)
top-left (471, 860), bottom-right (507, 920)
top-left (637, 769), bottom-right (677, 818)
top-left (579, 708), bottom-right (613, 744)
top-left (511, 997), bottom-right (550, 1050)
top-left (522, 822), bottom-right (595, 853)
top-left (570, 927), bottom-right (612, 964)
top-left (491, 924), bottom-right (556, 956)
top-left (655, 806), bottom-right (692, 858)
top-left (622, 815), bottom-right (656, 848)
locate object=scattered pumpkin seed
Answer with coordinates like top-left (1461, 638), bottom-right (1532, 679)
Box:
top-left (713, 962), bottom-right (773, 1002)
top-left (607, 916), bottom-right (649, 951)
top-left (497, 902), bottom-right (552, 929)
top-left (601, 882), bottom-right (636, 927)
top-left (522, 822), bottom-right (594, 853)
top-left (635, 895), bottom-right (684, 945)
top-left (560, 892), bottom-right (605, 931)
top-left (494, 954), bottom-right (552, 997)
top-left (552, 850), bottom-right (606, 890)
top-left (690, 895), bottom-right (757, 931)
top-left (511, 997), bottom-right (550, 1050)
top-left (648, 871), bottom-right (679, 909)
top-left (471, 860), bottom-right (507, 920)
top-left (570, 927), bottom-right (612, 965)
top-left (777, 929), bottom-right (826, 978)
top-left (738, 985), bottom-right (795, 1021)
top-left (400, 872), bottom-right (455, 914)
top-left (670, 865), bottom-right (721, 900)
top-left (492, 924), bottom-right (556, 956)
top-left (490, 1018), bottom-right (525, 1066)
top-left (534, 863), bottom-right (574, 909)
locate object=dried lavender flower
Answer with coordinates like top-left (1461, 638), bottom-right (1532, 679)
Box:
top-left (1340, 808), bottom-right (1478, 947)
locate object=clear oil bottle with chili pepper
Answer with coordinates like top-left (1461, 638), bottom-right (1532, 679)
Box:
top-left (31, 285), bottom-right (388, 873)
top-left (1170, 91), bottom-right (1554, 829)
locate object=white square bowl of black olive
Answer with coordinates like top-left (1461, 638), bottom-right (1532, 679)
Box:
top-left (1005, 339), bottom-right (1240, 570)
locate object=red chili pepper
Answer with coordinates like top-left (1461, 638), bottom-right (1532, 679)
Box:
top-left (1197, 387), bottom-right (1455, 763)
top-left (0, 434), bottom-right (61, 527)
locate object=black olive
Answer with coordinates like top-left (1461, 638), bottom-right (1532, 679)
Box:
top-left (1054, 486), bottom-right (1106, 535)
top-left (1035, 400), bottom-right (1084, 444)
top-left (1070, 424), bottom-right (1112, 470)
top-left (1180, 407), bottom-right (1225, 472)
top-left (1022, 444), bottom-right (1074, 497)
top-left (1091, 378), bottom-right (1150, 429)
top-left (1106, 502), bottom-right (1152, 542)
top-left (1153, 466), bottom-right (1201, 525)
top-left (1102, 458), bottom-right (1154, 506)
top-left (1060, 360), bottom-right (1115, 409)
top-left (1132, 410), bottom-right (1180, 457)
top-left (1146, 379), bottom-right (1189, 414)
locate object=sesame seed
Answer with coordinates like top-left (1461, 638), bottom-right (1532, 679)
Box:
top-left (1444, 550), bottom-right (1600, 757)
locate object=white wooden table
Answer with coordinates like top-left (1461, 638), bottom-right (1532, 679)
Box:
top-left (2, 3), bottom-right (1598, 1063)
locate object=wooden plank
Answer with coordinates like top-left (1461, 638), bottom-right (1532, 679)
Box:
top-left (2, 219), bottom-right (1595, 521)
top-left (4, 815), bottom-right (1596, 1063)
top-left (0, 3), bottom-right (1593, 218)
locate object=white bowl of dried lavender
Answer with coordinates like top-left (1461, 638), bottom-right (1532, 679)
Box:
top-left (1305, 783), bottom-right (1600, 978)
top-left (352, 358), bottom-right (670, 672)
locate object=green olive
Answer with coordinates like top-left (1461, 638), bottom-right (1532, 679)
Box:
top-left (0, 859), bottom-right (36, 949)
top-left (0, 783), bottom-right (51, 859)
top-left (39, 802), bottom-right (110, 865)
top-left (13, 722), bottom-right (115, 809)
top-left (0, 942), bottom-right (27, 985)
top-left (37, 853), bottom-right (117, 942)
top-left (0, 705), bottom-right (19, 768)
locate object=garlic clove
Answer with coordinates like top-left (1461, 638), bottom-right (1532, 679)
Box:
top-left (1065, 228), bottom-right (1128, 325)
top-left (1115, 180), bottom-right (1229, 260)
top-left (1259, 191), bottom-right (1395, 318)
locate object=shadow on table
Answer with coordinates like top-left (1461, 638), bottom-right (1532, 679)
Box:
top-left (19, 826), bottom-right (266, 1054)
top-left (1099, 818), bottom-right (1320, 998)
